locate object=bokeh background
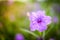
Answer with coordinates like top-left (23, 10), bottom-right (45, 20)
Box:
top-left (0, 0), bottom-right (60, 40)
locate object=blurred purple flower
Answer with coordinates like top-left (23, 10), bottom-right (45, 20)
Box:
top-left (29, 10), bottom-right (51, 32)
top-left (52, 4), bottom-right (60, 13)
top-left (33, 2), bottom-right (40, 11)
top-left (53, 16), bottom-right (58, 23)
top-left (15, 34), bottom-right (24, 40)
top-left (37, 37), bottom-right (43, 40)
top-left (49, 38), bottom-right (55, 40)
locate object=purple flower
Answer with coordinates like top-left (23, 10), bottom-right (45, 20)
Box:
top-left (37, 37), bottom-right (43, 40)
top-left (15, 33), bottom-right (24, 40)
top-left (53, 16), bottom-right (58, 23)
top-left (52, 4), bottom-right (60, 13)
top-left (49, 38), bottom-right (55, 40)
top-left (29, 10), bottom-right (51, 32)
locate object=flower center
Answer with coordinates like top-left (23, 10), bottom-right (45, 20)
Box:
top-left (37, 18), bottom-right (42, 23)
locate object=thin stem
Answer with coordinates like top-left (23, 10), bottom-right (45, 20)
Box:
top-left (43, 31), bottom-right (45, 40)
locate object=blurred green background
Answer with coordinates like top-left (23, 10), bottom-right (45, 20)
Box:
top-left (0, 0), bottom-right (60, 40)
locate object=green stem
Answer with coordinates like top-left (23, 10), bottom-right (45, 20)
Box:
top-left (43, 31), bottom-right (45, 40)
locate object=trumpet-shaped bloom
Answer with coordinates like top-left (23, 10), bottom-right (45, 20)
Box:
top-left (29, 10), bottom-right (51, 32)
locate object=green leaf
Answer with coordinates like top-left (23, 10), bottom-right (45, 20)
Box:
top-left (20, 28), bottom-right (39, 37)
